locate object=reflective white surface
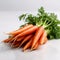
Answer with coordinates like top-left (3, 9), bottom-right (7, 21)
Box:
top-left (0, 11), bottom-right (60, 60)
top-left (0, 40), bottom-right (60, 60)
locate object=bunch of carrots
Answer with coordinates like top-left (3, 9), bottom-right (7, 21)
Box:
top-left (3, 24), bottom-right (48, 51)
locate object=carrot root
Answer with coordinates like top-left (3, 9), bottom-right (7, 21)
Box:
top-left (32, 26), bottom-right (44, 48)
top-left (8, 24), bottom-right (33, 35)
top-left (39, 31), bottom-right (47, 45)
top-left (3, 38), bottom-right (11, 43)
top-left (14, 26), bottom-right (38, 39)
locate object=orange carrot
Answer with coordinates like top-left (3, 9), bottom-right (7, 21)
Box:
top-left (12, 42), bottom-right (20, 48)
top-left (8, 24), bottom-right (33, 35)
top-left (32, 42), bottom-right (39, 50)
top-left (23, 38), bottom-right (33, 51)
top-left (7, 35), bottom-right (18, 43)
top-left (39, 31), bottom-right (47, 45)
top-left (32, 26), bottom-right (44, 48)
top-left (17, 36), bottom-right (25, 41)
top-left (13, 26), bottom-right (38, 39)
top-left (11, 39), bottom-right (20, 47)
top-left (11, 36), bottom-right (25, 46)
top-left (3, 35), bottom-right (15, 43)
top-left (19, 34), bottom-right (33, 47)
top-left (43, 37), bottom-right (48, 44)
top-left (10, 36), bottom-right (25, 46)
top-left (3, 38), bottom-right (11, 43)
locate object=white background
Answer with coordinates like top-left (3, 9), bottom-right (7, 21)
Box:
top-left (0, 0), bottom-right (60, 11)
top-left (0, 0), bottom-right (60, 60)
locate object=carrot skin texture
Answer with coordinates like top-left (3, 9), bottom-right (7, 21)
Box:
top-left (32, 42), bottom-right (39, 50)
top-left (23, 38), bottom-right (33, 51)
top-left (39, 31), bottom-right (47, 45)
top-left (19, 34), bottom-right (33, 47)
top-left (14, 26), bottom-right (38, 38)
top-left (8, 35), bottom-right (18, 43)
top-left (3, 35), bottom-right (15, 43)
top-left (12, 42), bottom-right (20, 48)
top-left (32, 26), bottom-right (44, 48)
top-left (43, 37), bottom-right (48, 44)
top-left (8, 24), bottom-right (33, 35)
top-left (11, 36), bottom-right (25, 46)
top-left (3, 38), bottom-right (11, 43)
top-left (10, 36), bottom-right (25, 45)
top-left (17, 36), bottom-right (25, 41)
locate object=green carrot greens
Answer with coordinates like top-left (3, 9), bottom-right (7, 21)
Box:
top-left (19, 7), bottom-right (60, 40)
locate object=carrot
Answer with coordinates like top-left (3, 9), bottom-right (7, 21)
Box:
top-left (3, 38), bottom-right (11, 43)
top-left (32, 26), bottom-right (44, 48)
top-left (19, 34), bottom-right (33, 47)
top-left (23, 38), bottom-right (33, 51)
top-left (11, 39), bottom-right (20, 45)
top-left (32, 42), bottom-right (39, 50)
top-left (8, 24), bottom-right (33, 35)
top-left (3, 35), bottom-right (15, 43)
top-left (43, 37), bottom-right (48, 44)
top-left (14, 26), bottom-right (38, 39)
top-left (17, 36), bottom-right (25, 41)
top-left (39, 31), bottom-right (47, 45)
top-left (11, 36), bottom-right (25, 46)
top-left (7, 35), bottom-right (18, 43)
top-left (11, 39), bottom-right (21, 47)
top-left (11, 36), bottom-right (25, 47)
top-left (12, 42), bottom-right (20, 48)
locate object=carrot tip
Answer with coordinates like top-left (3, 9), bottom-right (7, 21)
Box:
top-left (18, 44), bottom-right (22, 48)
top-left (31, 47), bottom-right (33, 51)
top-left (22, 49), bottom-right (26, 51)
top-left (31, 45), bottom-right (34, 49)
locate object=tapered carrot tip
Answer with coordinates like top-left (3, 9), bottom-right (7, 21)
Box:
top-left (31, 47), bottom-right (37, 51)
top-left (31, 48), bottom-right (33, 51)
top-left (31, 46), bottom-right (36, 50)
top-left (3, 38), bottom-right (10, 43)
top-left (43, 37), bottom-right (48, 44)
top-left (31, 41), bottom-right (39, 50)
top-left (22, 48), bottom-right (26, 51)
top-left (22, 49), bottom-right (27, 52)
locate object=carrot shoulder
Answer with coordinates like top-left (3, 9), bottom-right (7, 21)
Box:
top-left (32, 26), bottom-right (44, 48)
top-left (8, 24), bottom-right (33, 35)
